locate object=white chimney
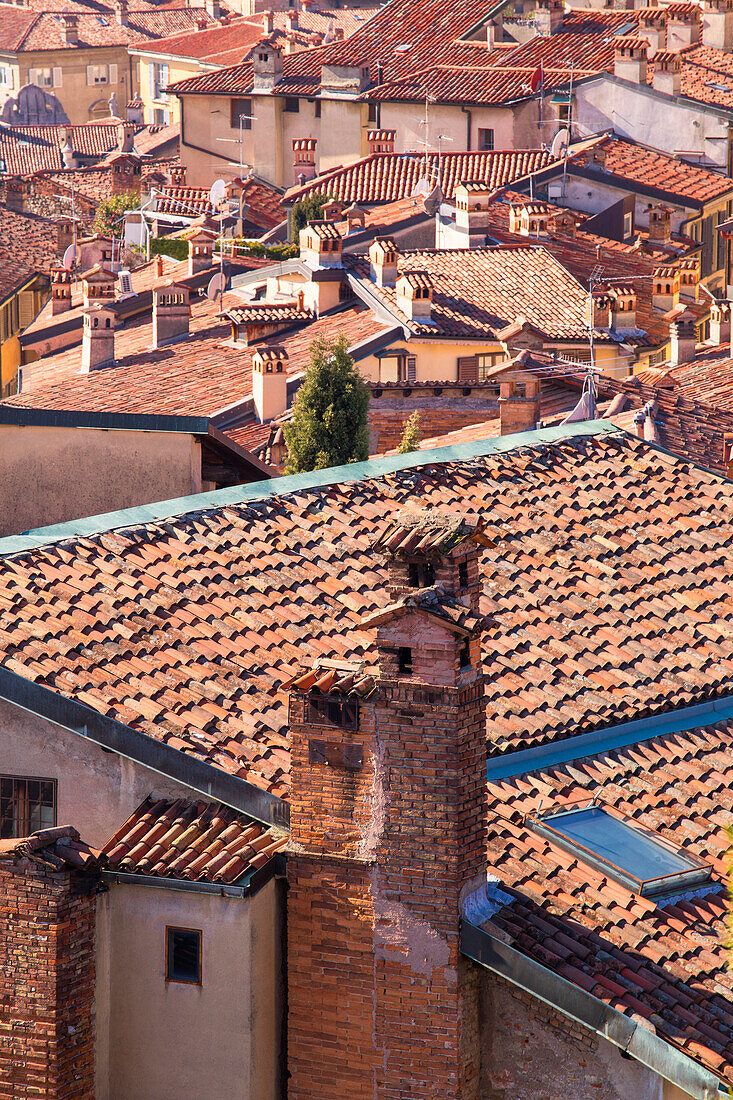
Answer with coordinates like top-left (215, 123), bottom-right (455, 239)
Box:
top-left (81, 304), bottom-right (116, 371)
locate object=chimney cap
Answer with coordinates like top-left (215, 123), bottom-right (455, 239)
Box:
top-left (372, 509), bottom-right (490, 557)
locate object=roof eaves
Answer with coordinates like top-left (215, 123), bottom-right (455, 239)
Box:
top-left (0, 419), bottom-right (620, 557)
top-left (562, 163), bottom-right (714, 210)
top-left (581, 69), bottom-right (733, 118)
top-left (0, 404), bottom-right (211, 434)
top-left (461, 921), bottom-right (727, 1098)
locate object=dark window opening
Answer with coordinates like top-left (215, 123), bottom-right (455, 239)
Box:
top-left (1, 775), bottom-right (56, 839)
top-left (166, 928), bottom-right (202, 984)
top-left (458, 560), bottom-right (469, 589)
top-left (284, 97), bottom-right (300, 113)
top-left (478, 127), bottom-right (494, 151)
top-left (367, 102), bottom-right (377, 123)
top-left (407, 561), bottom-right (435, 588)
top-left (231, 97), bottom-right (252, 129)
top-left (307, 694), bottom-right (359, 729)
top-left (459, 641), bottom-right (471, 668)
top-left (314, 100), bottom-right (321, 118)
top-left (398, 647), bottom-right (413, 673)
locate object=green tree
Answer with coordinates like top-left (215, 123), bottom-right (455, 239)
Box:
top-left (398, 410), bottom-right (422, 454)
top-left (289, 194), bottom-right (333, 241)
top-left (284, 335), bottom-right (369, 473)
top-left (94, 191), bottom-right (140, 237)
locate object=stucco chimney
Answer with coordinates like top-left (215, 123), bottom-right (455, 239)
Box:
top-left (677, 258), bottom-right (700, 301)
top-left (153, 282), bottom-right (190, 348)
top-left (702, 0), bottom-right (733, 49)
top-left (299, 221), bottom-right (342, 269)
top-left (187, 228), bottom-right (215, 274)
top-left (81, 304), bottom-right (116, 371)
top-left (652, 265), bottom-right (680, 311)
top-left (710, 300), bottom-right (731, 344)
top-left (669, 315), bottom-right (697, 365)
top-left (117, 121), bottom-right (135, 153)
top-left (395, 270), bottom-right (433, 321)
top-left (652, 50), bottom-right (681, 96)
top-left (367, 128), bottom-right (396, 154)
top-left (115, 0), bottom-right (128, 25)
top-left (263, 9), bottom-right (274, 33)
top-left (286, 9), bottom-right (298, 30)
top-left (666, 5), bottom-right (701, 48)
top-left (369, 237), bottom-right (399, 286)
top-left (206, 0), bottom-right (220, 18)
top-left (81, 263), bottom-right (115, 309)
top-left (613, 37), bottom-right (649, 83)
top-left (252, 347), bottom-right (288, 422)
top-left (50, 267), bottom-right (73, 315)
top-left (637, 7), bottom-right (667, 54)
top-left (608, 286), bottom-right (637, 330)
top-left (534, 0), bottom-right (563, 35)
top-left (253, 39), bottom-right (283, 90)
top-left (633, 408), bottom-right (645, 438)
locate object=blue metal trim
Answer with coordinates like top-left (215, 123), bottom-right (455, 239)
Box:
top-left (486, 694), bottom-right (733, 782)
top-left (0, 419), bottom-right (618, 556)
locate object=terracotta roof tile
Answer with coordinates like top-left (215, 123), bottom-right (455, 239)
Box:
top-left (0, 6), bottom-right (218, 52)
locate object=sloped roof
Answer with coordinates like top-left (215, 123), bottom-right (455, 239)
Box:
top-left (3, 428), bottom-right (733, 795)
top-left (0, 121), bottom-right (158, 175)
top-left (0, 6), bottom-right (218, 52)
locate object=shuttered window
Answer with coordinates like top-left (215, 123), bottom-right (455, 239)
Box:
top-left (457, 355), bottom-right (478, 381)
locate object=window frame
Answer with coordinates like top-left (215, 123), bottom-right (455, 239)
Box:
top-left (230, 96), bottom-right (252, 130)
top-left (283, 96), bottom-right (300, 113)
top-left (1, 774), bottom-right (57, 839)
top-left (165, 926), bottom-right (203, 985)
top-left (477, 127), bottom-right (495, 151)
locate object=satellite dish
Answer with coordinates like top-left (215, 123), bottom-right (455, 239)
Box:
top-left (551, 128), bottom-right (570, 159)
top-left (410, 177), bottom-right (431, 200)
top-left (423, 181), bottom-right (443, 216)
top-left (209, 178), bottom-right (227, 209)
top-left (62, 243), bottom-right (78, 270)
top-left (206, 271), bottom-right (226, 301)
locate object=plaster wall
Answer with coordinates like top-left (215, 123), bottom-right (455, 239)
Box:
top-left (135, 53), bottom-right (195, 126)
top-left (317, 96), bottom-right (368, 175)
top-left (379, 99), bottom-right (544, 159)
top-left (12, 47), bottom-right (131, 124)
top-left (0, 697), bottom-right (195, 847)
top-left (0, 424), bottom-right (201, 536)
top-left (480, 974), bottom-right (672, 1100)
top-left (560, 176), bottom-right (690, 234)
top-left (179, 93), bottom-right (259, 187)
top-left (95, 878), bottom-right (283, 1100)
top-left (575, 78), bottom-right (731, 172)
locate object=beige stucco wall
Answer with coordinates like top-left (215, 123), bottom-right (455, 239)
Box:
top-left (0, 46), bottom-right (132, 123)
top-left (0, 424), bottom-right (202, 537)
top-left (95, 877), bottom-right (284, 1099)
top-left (133, 52), bottom-right (196, 126)
top-left (180, 92), bottom-right (260, 187)
top-left (0, 697), bottom-right (195, 847)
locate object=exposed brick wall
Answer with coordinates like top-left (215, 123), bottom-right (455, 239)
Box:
top-left (369, 386), bottom-right (499, 454)
top-left (288, 542), bottom-right (487, 1099)
top-left (0, 861), bottom-right (96, 1099)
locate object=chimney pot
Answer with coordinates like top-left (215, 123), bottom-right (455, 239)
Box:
top-left (153, 282), bottom-right (190, 348)
top-left (81, 304), bottom-right (116, 371)
top-left (252, 347), bottom-right (288, 422)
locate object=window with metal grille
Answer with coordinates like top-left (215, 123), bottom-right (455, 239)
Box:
top-left (166, 928), bottom-right (202, 983)
top-left (0, 776), bottom-right (56, 839)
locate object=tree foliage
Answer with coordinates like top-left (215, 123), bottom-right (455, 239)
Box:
top-left (290, 194), bottom-right (333, 240)
top-left (284, 335), bottom-right (369, 473)
top-left (94, 191), bottom-right (140, 237)
top-left (398, 410), bottom-right (422, 454)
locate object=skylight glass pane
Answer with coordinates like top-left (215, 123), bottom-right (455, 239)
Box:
top-left (532, 806), bottom-right (710, 897)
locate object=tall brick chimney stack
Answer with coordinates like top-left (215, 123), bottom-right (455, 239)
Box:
top-left (287, 511), bottom-right (489, 1099)
top-left (0, 826), bottom-right (98, 1098)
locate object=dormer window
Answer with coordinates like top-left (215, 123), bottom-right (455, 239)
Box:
top-left (407, 561), bottom-right (434, 588)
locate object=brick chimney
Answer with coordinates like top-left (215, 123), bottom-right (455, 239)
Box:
top-left (252, 39), bottom-right (283, 91)
top-left (724, 432), bottom-right (733, 475)
top-left (62, 12), bottom-right (79, 43)
top-left (187, 228), bottom-right (216, 274)
top-left (586, 290), bottom-right (612, 330)
top-left (534, 0), bottom-right (563, 35)
top-left (81, 304), bottom-right (116, 371)
top-left (286, 510), bottom-right (488, 1099)
top-left (367, 128), bottom-right (396, 154)
top-left (169, 164), bottom-right (186, 186)
top-left (299, 220), bottom-right (342, 269)
top-left (669, 314), bottom-right (697, 365)
top-left (292, 138), bottom-right (317, 184)
top-left (607, 286), bottom-right (637, 330)
top-left (117, 121), bottom-right (135, 153)
top-left (508, 201), bottom-right (551, 236)
top-left (395, 270), bottom-right (434, 321)
top-left (666, 5), bottom-right (701, 48)
top-left (4, 176), bottom-right (27, 213)
top-left (614, 37), bottom-right (649, 83)
top-left (81, 263), bottom-right (115, 308)
top-left (652, 49), bottom-right (681, 96)
top-left (652, 265), bottom-right (680, 311)
top-left (320, 199), bottom-right (344, 221)
top-left (648, 203), bottom-right (672, 244)
top-left (369, 236), bottom-right (399, 286)
top-left (496, 361), bottom-right (541, 434)
top-left (677, 257), bottom-right (700, 301)
top-left (702, 0), bottom-right (733, 49)
top-left (50, 266), bottom-right (73, 315)
top-left (252, 346), bottom-right (288, 422)
top-left (0, 827), bottom-right (98, 1099)
top-left (638, 7), bottom-right (668, 54)
top-left (710, 299), bottom-right (731, 344)
top-left (55, 216), bottom-right (74, 252)
top-left (152, 282), bottom-right (190, 348)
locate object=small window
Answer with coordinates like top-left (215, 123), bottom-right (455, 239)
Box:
top-left (398, 647), bottom-right (413, 673)
top-left (407, 561), bottom-right (434, 588)
top-left (528, 805), bottom-right (711, 899)
top-left (284, 96), bottom-right (300, 113)
top-left (166, 927), bottom-right (201, 984)
top-left (315, 100), bottom-right (321, 118)
top-left (231, 97), bottom-right (252, 130)
top-left (1, 776), bottom-right (56, 839)
top-left (367, 102), bottom-right (377, 123)
top-left (478, 127), bottom-right (494, 151)
top-left (458, 560), bottom-right (469, 589)
top-left (459, 640), bottom-right (471, 668)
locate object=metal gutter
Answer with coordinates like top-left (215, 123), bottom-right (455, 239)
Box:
top-left (0, 666), bottom-right (289, 830)
top-left (0, 420), bottom-right (619, 555)
top-left (486, 692), bottom-right (733, 782)
top-left (461, 921), bottom-right (725, 1100)
top-left (101, 870), bottom-right (250, 897)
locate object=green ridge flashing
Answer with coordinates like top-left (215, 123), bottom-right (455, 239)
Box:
top-left (0, 420), bottom-right (619, 556)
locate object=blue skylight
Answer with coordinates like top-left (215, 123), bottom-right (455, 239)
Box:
top-left (529, 805), bottom-right (711, 898)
